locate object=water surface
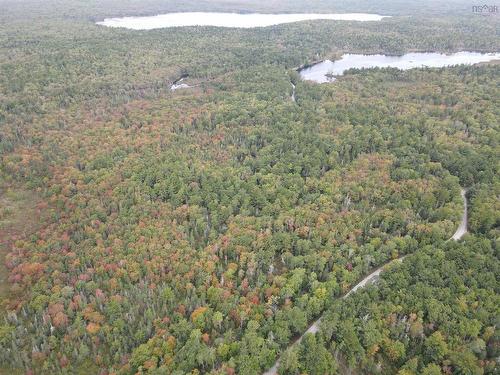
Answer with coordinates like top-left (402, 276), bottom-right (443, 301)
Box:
top-left (451, 189), bottom-right (468, 240)
top-left (299, 52), bottom-right (500, 83)
top-left (170, 77), bottom-right (191, 91)
top-left (97, 12), bottom-right (389, 30)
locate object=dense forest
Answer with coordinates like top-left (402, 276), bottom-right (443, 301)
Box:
top-left (282, 237), bottom-right (499, 374)
top-left (0, 0), bottom-right (498, 374)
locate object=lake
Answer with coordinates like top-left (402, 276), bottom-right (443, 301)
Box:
top-left (96, 12), bottom-right (389, 30)
top-left (170, 75), bottom-right (192, 91)
top-left (299, 52), bottom-right (500, 83)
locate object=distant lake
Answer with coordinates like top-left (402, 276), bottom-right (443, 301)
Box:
top-left (299, 52), bottom-right (500, 83)
top-left (96, 12), bottom-right (389, 30)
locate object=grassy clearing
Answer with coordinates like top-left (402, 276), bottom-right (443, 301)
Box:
top-left (0, 183), bottom-right (44, 301)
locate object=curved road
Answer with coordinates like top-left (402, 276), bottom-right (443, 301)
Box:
top-left (263, 188), bottom-right (468, 375)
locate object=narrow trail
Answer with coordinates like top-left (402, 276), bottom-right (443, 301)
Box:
top-left (263, 188), bottom-right (468, 375)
